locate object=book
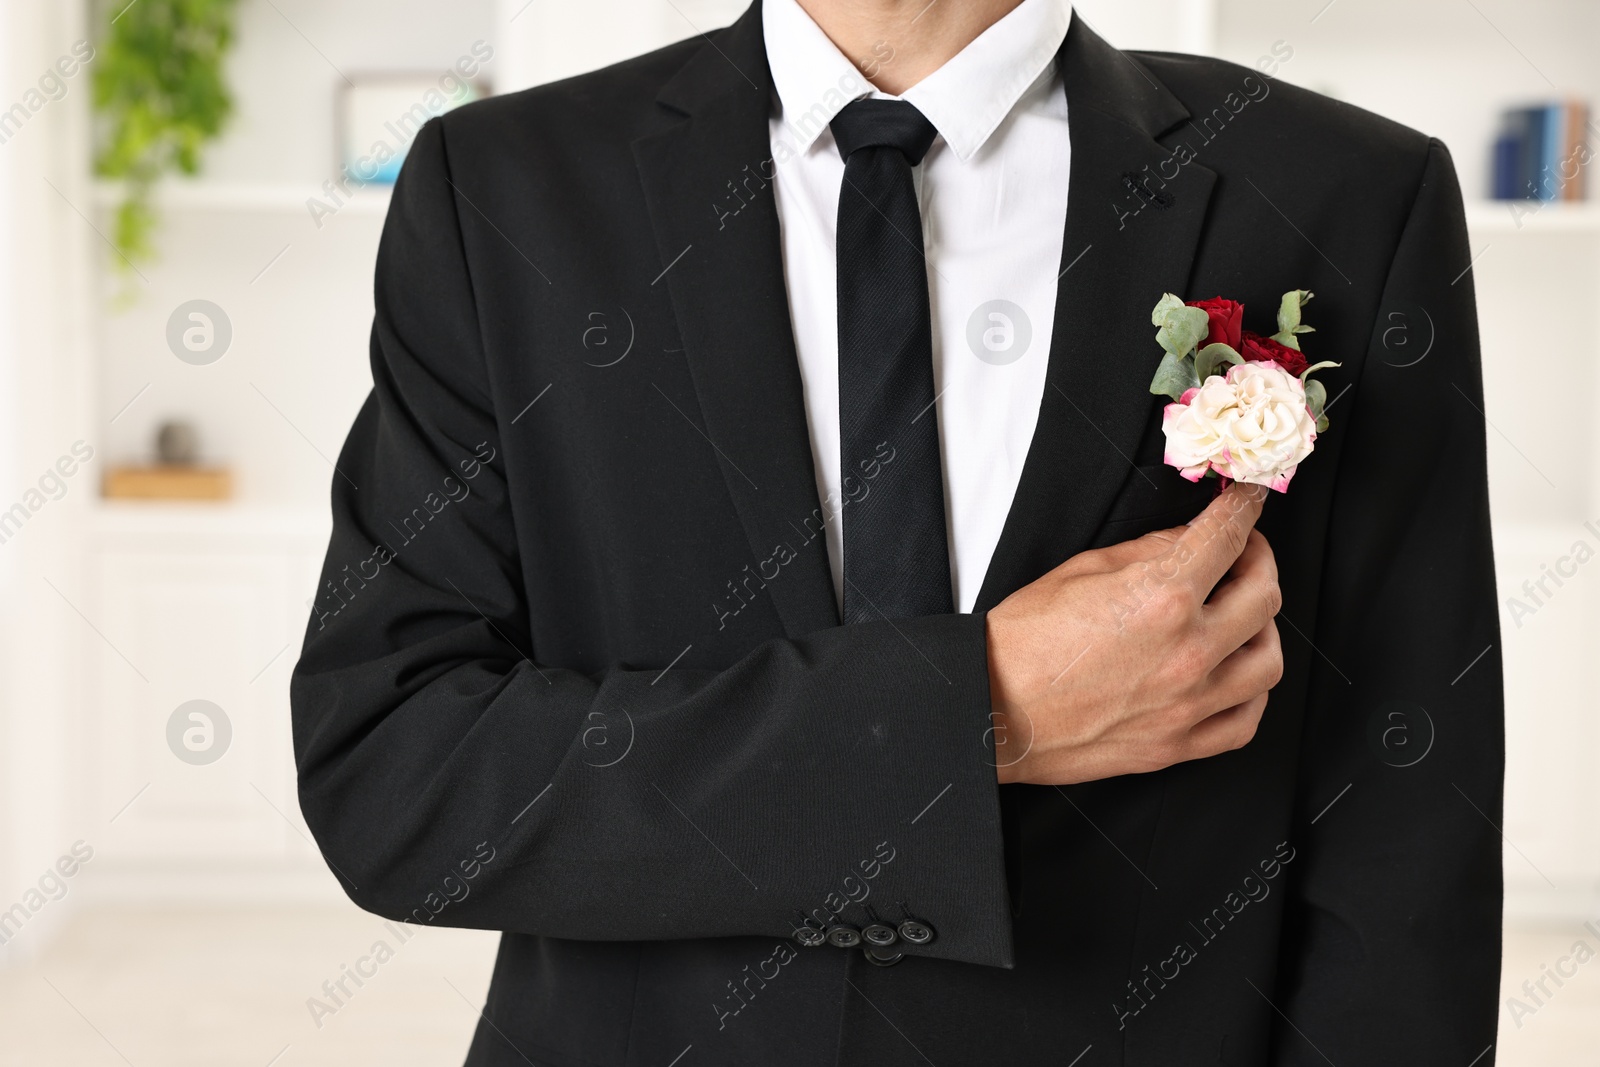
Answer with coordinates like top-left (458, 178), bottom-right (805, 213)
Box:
top-left (1493, 130), bottom-right (1520, 200)
top-left (1539, 104), bottom-right (1563, 200)
top-left (1564, 100), bottom-right (1589, 201)
top-left (1491, 100), bottom-right (1593, 201)
top-left (1519, 106), bottom-right (1547, 199)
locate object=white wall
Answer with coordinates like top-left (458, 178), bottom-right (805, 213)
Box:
top-left (495, 0), bottom-right (748, 95)
top-left (1075, 0), bottom-right (1216, 54)
top-left (0, 0), bottom-right (96, 965)
top-left (1215, 0), bottom-right (1600, 199)
top-left (494, 0), bottom-right (1217, 94)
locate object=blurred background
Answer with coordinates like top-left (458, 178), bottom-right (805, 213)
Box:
top-left (0, 0), bottom-right (1595, 1062)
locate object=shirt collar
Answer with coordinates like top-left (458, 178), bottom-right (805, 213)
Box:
top-left (763, 0), bottom-right (1072, 162)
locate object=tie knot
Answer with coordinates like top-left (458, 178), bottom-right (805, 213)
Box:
top-left (830, 99), bottom-right (939, 165)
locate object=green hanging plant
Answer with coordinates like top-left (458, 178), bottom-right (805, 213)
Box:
top-left (92, 0), bottom-right (240, 267)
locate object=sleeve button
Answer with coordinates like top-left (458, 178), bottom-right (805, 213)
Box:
top-left (825, 924), bottom-right (862, 948)
top-left (897, 919), bottom-right (935, 945)
top-left (793, 925), bottom-right (826, 948)
top-left (862, 923), bottom-right (898, 947)
top-left (863, 944), bottom-right (904, 967)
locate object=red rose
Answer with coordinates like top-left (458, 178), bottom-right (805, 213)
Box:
top-left (1240, 330), bottom-right (1308, 377)
top-left (1187, 296), bottom-right (1244, 351)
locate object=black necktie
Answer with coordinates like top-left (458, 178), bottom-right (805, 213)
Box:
top-left (831, 99), bottom-right (952, 624)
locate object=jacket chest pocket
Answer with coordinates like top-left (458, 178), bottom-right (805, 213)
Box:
top-left (1092, 463), bottom-right (1218, 548)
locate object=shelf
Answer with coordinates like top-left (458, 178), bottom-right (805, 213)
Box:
top-left (1492, 520), bottom-right (1600, 557)
top-left (90, 180), bottom-right (393, 216)
top-left (89, 499), bottom-right (331, 542)
top-left (1465, 199), bottom-right (1600, 233)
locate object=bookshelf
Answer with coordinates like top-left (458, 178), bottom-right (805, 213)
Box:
top-left (89, 180), bottom-right (393, 215)
top-left (1465, 199), bottom-right (1600, 233)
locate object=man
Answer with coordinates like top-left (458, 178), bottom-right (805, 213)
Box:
top-left (291, 0), bottom-right (1503, 1063)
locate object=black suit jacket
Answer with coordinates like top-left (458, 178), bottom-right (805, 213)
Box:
top-left (291, 6), bottom-right (1504, 1065)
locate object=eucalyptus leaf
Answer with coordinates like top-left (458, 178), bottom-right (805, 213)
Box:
top-left (1276, 290), bottom-right (1314, 335)
top-left (1304, 377), bottom-right (1328, 419)
top-left (1151, 292), bottom-right (1186, 326)
top-left (1149, 351), bottom-right (1200, 401)
top-left (1270, 330), bottom-right (1302, 351)
top-left (1299, 360), bottom-right (1341, 382)
top-left (1195, 343), bottom-right (1243, 381)
top-left (1156, 305), bottom-right (1211, 359)
top-left (1316, 413), bottom-right (1330, 433)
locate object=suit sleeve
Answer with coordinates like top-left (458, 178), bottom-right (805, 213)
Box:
top-left (289, 118), bottom-right (1015, 969)
top-left (1270, 138), bottom-right (1504, 1061)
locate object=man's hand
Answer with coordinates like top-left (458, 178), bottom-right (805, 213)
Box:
top-left (985, 483), bottom-right (1283, 785)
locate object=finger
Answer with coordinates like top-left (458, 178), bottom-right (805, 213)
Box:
top-left (1214, 525), bottom-right (1280, 594)
top-left (1184, 690), bottom-right (1269, 758)
top-left (1202, 619), bottom-right (1283, 712)
top-left (1199, 530), bottom-right (1280, 657)
top-left (1158, 483), bottom-right (1267, 601)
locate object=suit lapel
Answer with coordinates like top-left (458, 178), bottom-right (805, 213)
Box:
top-left (975, 18), bottom-right (1217, 612)
top-left (632, 7), bottom-right (1215, 627)
top-left (632, 2), bottom-right (840, 638)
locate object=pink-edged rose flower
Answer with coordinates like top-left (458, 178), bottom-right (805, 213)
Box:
top-left (1240, 330), bottom-right (1308, 377)
top-left (1162, 360), bottom-right (1318, 492)
top-left (1187, 296), bottom-right (1244, 351)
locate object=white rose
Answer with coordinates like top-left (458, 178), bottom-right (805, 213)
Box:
top-left (1161, 360), bottom-right (1317, 492)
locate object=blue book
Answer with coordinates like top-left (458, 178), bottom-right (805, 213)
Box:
top-left (1539, 104), bottom-right (1564, 201)
top-left (1492, 132), bottom-right (1520, 199)
top-left (1518, 106), bottom-right (1546, 199)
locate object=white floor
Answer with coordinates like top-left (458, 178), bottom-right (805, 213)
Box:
top-left (0, 907), bottom-right (499, 1067)
top-left (0, 908), bottom-right (1594, 1065)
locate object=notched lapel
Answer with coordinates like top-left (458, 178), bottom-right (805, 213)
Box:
top-left (975, 18), bottom-right (1217, 613)
top-left (631, 2), bottom-right (840, 638)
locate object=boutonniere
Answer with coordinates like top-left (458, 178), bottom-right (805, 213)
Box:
top-left (1147, 291), bottom-right (1339, 493)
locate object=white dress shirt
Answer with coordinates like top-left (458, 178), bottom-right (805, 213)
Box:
top-left (763, 0), bottom-right (1073, 614)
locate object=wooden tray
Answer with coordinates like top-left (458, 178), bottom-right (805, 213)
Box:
top-left (103, 466), bottom-right (233, 501)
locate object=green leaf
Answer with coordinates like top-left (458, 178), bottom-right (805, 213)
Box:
top-left (1270, 330), bottom-right (1301, 351)
top-left (1149, 351), bottom-right (1200, 401)
top-left (1316, 413), bottom-right (1330, 433)
top-left (1151, 292), bottom-right (1186, 326)
top-left (1156, 305), bottom-right (1211, 359)
top-left (1299, 360), bottom-right (1341, 382)
top-left (1276, 290), bottom-right (1314, 335)
top-left (1195, 342), bottom-right (1243, 382)
top-left (1304, 378), bottom-right (1328, 420)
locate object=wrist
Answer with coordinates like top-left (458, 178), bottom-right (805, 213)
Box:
top-left (984, 613), bottom-right (1025, 785)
